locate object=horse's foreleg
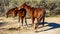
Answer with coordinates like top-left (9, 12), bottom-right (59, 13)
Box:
top-left (18, 16), bottom-right (20, 22)
top-left (18, 15), bottom-right (21, 28)
top-left (21, 18), bottom-right (23, 26)
top-left (31, 18), bottom-right (35, 28)
top-left (35, 16), bottom-right (43, 31)
top-left (31, 18), bottom-right (35, 26)
top-left (6, 15), bottom-right (8, 18)
top-left (35, 18), bottom-right (39, 31)
top-left (25, 17), bottom-right (28, 27)
top-left (5, 13), bottom-right (8, 18)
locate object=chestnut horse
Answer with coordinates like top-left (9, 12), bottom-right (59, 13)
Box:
top-left (5, 7), bottom-right (18, 18)
top-left (19, 3), bottom-right (46, 31)
top-left (5, 7), bottom-right (28, 27)
top-left (13, 8), bottom-right (28, 27)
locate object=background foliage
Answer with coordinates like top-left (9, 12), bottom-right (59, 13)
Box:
top-left (0, 0), bottom-right (60, 16)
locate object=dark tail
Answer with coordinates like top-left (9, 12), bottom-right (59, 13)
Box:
top-left (42, 8), bottom-right (46, 26)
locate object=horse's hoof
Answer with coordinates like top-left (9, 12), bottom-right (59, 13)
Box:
top-left (35, 27), bottom-right (38, 32)
top-left (25, 26), bottom-right (29, 29)
top-left (35, 29), bottom-right (38, 33)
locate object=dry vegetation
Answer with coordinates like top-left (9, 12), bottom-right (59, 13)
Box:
top-left (0, 16), bottom-right (60, 34)
top-left (0, 0), bottom-right (60, 16)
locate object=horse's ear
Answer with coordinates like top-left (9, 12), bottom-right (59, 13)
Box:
top-left (24, 2), bottom-right (26, 4)
top-left (26, 2), bottom-right (29, 4)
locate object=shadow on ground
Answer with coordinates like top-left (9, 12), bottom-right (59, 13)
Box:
top-left (0, 21), bottom-right (60, 33)
top-left (0, 22), bottom-right (8, 27)
top-left (35, 22), bottom-right (60, 33)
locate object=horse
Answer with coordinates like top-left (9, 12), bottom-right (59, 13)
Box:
top-left (5, 7), bottom-right (18, 18)
top-left (5, 7), bottom-right (28, 28)
top-left (18, 3), bottom-right (46, 31)
top-left (13, 8), bottom-right (28, 28)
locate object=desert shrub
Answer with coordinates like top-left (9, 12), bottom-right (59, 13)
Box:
top-left (0, 0), bottom-right (60, 17)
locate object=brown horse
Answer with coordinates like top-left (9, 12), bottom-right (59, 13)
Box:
top-left (19, 3), bottom-right (46, 31)
top-left (5, 7), bottom-right (18, 18)
top-left (13, 8), bottom-right (28, 27)
top-left (5, 7), bottom-right (28, 28)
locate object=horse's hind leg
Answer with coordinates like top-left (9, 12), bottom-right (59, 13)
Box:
top-left (42, 11), bottom-right (45, 27)
top-left (42, 14), bottom-right (45, 27)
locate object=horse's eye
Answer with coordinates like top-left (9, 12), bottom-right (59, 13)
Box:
top-left (18, 8), bottom-right (20, 10)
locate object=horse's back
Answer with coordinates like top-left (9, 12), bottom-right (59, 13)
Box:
top-left (18, 8), bottom-right (26, 17)
top-left (34, 8), bottom-right (44, 18)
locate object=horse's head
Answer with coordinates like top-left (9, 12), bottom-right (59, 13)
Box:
top-left (12, 7), bottom-right (18, 17)
top-left (13, 7), bottom-right (18, 10)
top-left (18, 2), bottom-right (31, 12)
top-left (13, 10), bottom-right (17, 17)
top-left (5, 11), bottom-right (8, 18)
top-left (18, 2), bottom-right (28, 9)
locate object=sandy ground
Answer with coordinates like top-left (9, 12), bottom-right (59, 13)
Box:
top-left (0, 17), bottom-right (60, 34)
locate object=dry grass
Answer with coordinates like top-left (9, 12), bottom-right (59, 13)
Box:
top-left (0, 17), bottom-right (60, 34)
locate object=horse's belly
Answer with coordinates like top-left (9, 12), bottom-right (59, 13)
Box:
top-left (19, 12), bottom-right (25, 17)
top-left (34, 11), bottom-right (42, 18)
top-left (34, 11), bottom-right (38, 18)
top-left (34, 13), bottom-right (37, 18)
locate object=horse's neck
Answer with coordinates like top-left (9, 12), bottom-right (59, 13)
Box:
top-left (25, 6), bottom-right (33, 12)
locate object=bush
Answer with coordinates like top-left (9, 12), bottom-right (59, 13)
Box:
top-left (0, 0), bottom-right (60, 16)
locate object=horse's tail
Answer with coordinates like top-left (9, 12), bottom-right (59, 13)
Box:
top-left (44, 8), bottom-right (46, 16)
top-left (42, 8), bottom-right (46, 26)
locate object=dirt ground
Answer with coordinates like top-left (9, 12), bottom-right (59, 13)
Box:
top-left (0, 17), bottom-right (60, 34)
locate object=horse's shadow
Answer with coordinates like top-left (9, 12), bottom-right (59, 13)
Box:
top-left (35, 22), bottom-right (60, 32)
top-left (0, 22), bottom-right (7, 27)
top-left (45, 22), bottom-right (60, 30)
top-left (0, 22), bottom-right (8, 30)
